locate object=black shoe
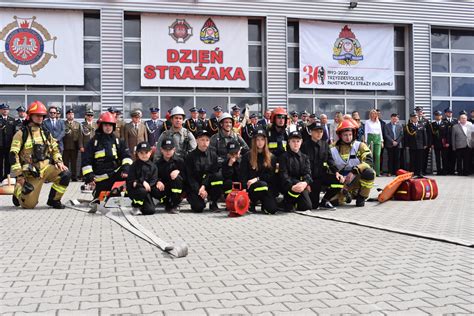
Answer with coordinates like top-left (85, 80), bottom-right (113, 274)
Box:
top-left (209, 201), bottom-right (220, 212)
top-left (248, 204), bottom-right (256, 213)
top-left (319, 199), bottom-right (336, 211)
top-left (166, 206), bottom-right (180, 214)
top-left (47, 200), bottom-right (66, 209)
top-left (12, 195), bottom-right (20, 207)
top-left (261, 206), bottom-right (277, 215)
top-left (343, 190), bottom-right (352, 204)
top-left (355, 196), bottom-right (366, 207)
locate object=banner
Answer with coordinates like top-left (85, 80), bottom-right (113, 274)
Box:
top-left (0, 9), bottom-right (84, 85)
top-left (141, 14), bottom-right (249, 88)
top-left (299, 21), bottom-right (394, 90)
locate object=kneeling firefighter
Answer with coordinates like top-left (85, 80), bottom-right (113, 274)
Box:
top-left (10, 101), bottom-right (71, 209)
top-left (81, 111), bottom-right (132, 200)
top-left (330, 119), bottom-right (376, 207)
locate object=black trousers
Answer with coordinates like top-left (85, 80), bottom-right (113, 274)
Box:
top-left (0, 147), bottom-right (10, 181)
top-left (386, 147), bottom-right (401, 175)
top-left (446, 146), bottom-right (456, 175)
top-left (186, 174), bottom-right (223, 212)
top-left (247, 180), bottom-right (278, 213)
top-left (423, 147), bottom-right (431, 174)
top-left (284, 187), bottom-right (312, 211)
top-left (456, 147), bottom-right (471, 176)
top-left (128, 186), bottom-right (161, 215)
top-left (409, 149), bottom-right (425, 176)
top-left (433, 147), bottom-right (447, 175)
top-left (309, 174), bottom-right (342, 209)
top-left (156, 176), bottom-right (184, 208)
top-left (93, 172), bottom-right (125, 199)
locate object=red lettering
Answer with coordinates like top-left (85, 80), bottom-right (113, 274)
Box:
top-left (167, 49), bottom-right (179, 63)
top-left (220, 67), bottom-right (233, 80)
top-left (181, 66), bottom-right (195, 79)
top-left (180, 49), bottom-right (192, 63)
top-left (207, 67), bottom-right (219, 80)
top-left (199, 50), bottom-right (210, 64)
top-left (210, 48), bottom-right (223, 64)
top-left (194, 65), bottom-right (206, 80)
top-left (233, 67), bottom-right (246, 81)
top-left (169, 66), bottom-right (182, 79)
top-left (155, 65), bottom-right (168, 79)
top-left (144, 65), bottom-right (156, 79)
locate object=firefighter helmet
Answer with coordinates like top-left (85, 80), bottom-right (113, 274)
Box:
top-left (97, 111), bottom-right (116, 126)
top-left (336, 119), bottom-right (357, 135)
top-left (271, 107), bottom-right (288, 126)
top-left (218, 112), bottom-right (234, 124)
top-left (170, 106), bottom-right (185, 118)
top-left (27, 101), bottom-right (48, 116)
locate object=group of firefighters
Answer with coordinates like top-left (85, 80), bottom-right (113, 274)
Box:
top-left (1, 100), bottom-right (472, 214)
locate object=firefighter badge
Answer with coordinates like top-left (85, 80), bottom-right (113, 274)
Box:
top-left (0, 16), bottom-right (57, 77)
top-left (333, 25), bottom-right (363, 66)
top-left (200, 18), bottom-right (219, 44)
top-left (169, 19), bottom-right (193, 43)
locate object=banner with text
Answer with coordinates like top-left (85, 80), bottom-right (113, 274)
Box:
top-left (299, 21), bottom-right (394, 90)
top-left (0, 9), bottom-right (84, 85)
top-left (141, 14), bottom-right (249, 88)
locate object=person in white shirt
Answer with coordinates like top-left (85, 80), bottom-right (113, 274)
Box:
top-left (365, 109), bottom-right (384, 176)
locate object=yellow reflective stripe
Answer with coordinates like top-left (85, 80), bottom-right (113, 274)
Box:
top-left (95, 174), bottom-right (109, 182)
top-left (224, 189), bottom-right (232, 194)
top-left (11, 163), bottom-right (21, 171)
top-left (396, 190), bottom-right (407, 194)
top-left (52, 183), bottom-right (67, 194)
top-left (122, 158), bottom-right (133, 165)
top-left (211, 181), bottom-right (223, 186)
top-left (53, 153), bottom-right (62, 160)
top-left (282, 141), bottom-right (287, 150)
top-left (330, 184), bottom-right (344, 188)
top-left (24, 140), bottom-right (33, 149)
top-left (94, 149), bottom-right (106, 158)
top-left (359, 179), bottom-right (374, 188)
top-left (254, 186), bottom-right (268, 192)
top-left (171, 188), bottom-right (182, 193)
top-left (12, 139), bottom-right (21, 146)
top-left (10, 146), bottom-right (20, 153)
top-left (288, 191), bottom-right (300, 198)
top-left (133, 199), bottom-right (144, 205)
top-left (268, 142), bottom-right (278, 149)
top-left (82, 165), bottom-right (93, 175)
top-left (341, 154), bottom-right (350, 160)
top-left (323, 162), bottom-right (329, 167)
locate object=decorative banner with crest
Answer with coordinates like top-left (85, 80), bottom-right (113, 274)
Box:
top-left (141, 14), bottom-right (249, 88)
top-left (299, 21), bottom-right (394, 90)
top-left (0, 9), bottom-right (83, 85)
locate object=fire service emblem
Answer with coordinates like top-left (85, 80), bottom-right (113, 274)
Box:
top-left (333, 25), bottom-right (363, 66)
top-left (169, 19), bottom-right (193, 43)
top-left (0, 16), bottom-right (57, 77)
top-left (200, 18), bottom-right (219, 44)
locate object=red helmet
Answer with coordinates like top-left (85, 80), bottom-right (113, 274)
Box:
top-left (27, 101), bottom-right (48, 116)
top-left (271, 107), bottom-right (288, 126)
top-left (97, 111), bottom-right (116, 129)
top-left (336, 119), bottom-right (357, 135)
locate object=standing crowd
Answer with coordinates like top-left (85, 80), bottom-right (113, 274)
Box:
top-left (1, 101), bottom-right (472, 213)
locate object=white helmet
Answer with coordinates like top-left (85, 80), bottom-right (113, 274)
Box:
top-left (218, 112), bottom-right (234, 124)
top-left (170, 106), bottom-right (185, 117)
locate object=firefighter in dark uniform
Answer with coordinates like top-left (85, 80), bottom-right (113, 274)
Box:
top-left (207, 106), bottom-right (222, 136)
top-left (185, 129), bottom-right (223, 212)
top-left (301, 123), bottom-right (344, 210)
top-left (185, 107), bottom-right (202, 137)
top-left (10, 101), bottom-right (71, 209)
top-left (240, 127), bottom-right (280, 214)
top-left (145, 107), bottom-right (164, 150)
top-left (0, 103), bottom-right (16, 181)
top-left (415, 106), bottom-right (432, 174)
top-left (279, 131), bottom-right (313, 212)
top-left (198, 108), bottom-right (209, 131)
top-left (405, 111), bottom-right (427, 176)
top-left (63, 109), bottom-right (81, 181)
top-left (267, 107), bottom-right (289, 158)
top-left (443, 108), bottom-right (458, 175)
top-left (242, 113), bottom-right (259, 146)
top-left (15, 106), bottom-right (27, 131)
top-left (81, 111), bottom-right (133, 201)
top-left (222, 139), bottom-right (242, 197)
top-left (155, 136), bottom-right (185, 214)
top-left (430, 110), bottom-right (449, 175)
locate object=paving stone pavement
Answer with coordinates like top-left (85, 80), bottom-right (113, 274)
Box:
top-left (1, 176), bottom-right (473, 315)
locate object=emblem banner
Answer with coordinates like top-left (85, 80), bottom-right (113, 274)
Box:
top-left (299, 21), bottom-right (394, 90)
top-left (0, 9), bottom-right (84, 85)
top-left (141, 14), bottom-right (249, 88)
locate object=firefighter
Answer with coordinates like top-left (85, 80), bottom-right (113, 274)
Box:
top-left (415, 106), bottom-right (431, 174)
top-left (0, 103), bottom-right (16, 181)
top-left (207, 105), bottom-right (222, 136)
top-left (154, 106), bottom-right (196, 160)
top-left (15, 106), bottom-right (27, 131)
top-left (300, 123), bottom-right (344, 210)
top-left (145, 107), bottom-right (164, 149)
top-left (330, 119), bottom-right (375, 207)
top-left (185, 107), bottom-right (204, 137)
top-left (443, 108), bottom-right (457, 175)
top-left (240, 127), bottom-right (280, 214)
top-left (430, 110), bottom-right (449, 175)
top-left (267, 107), bottom-right (289, 158)
top-left (155, 136), bottom-right (185, 214)
top-left (63, 109), bottom-right (81, 181)
top-left (279, 131), bottom-right (312, 212)
top-left (10, 101), bottom-right (71, 209)
top-left (126, 141), bottom-right (160, 215)
top-left (222, 139), bottom-right (242, 198)
top-left (405, 112), bottom-right (427, 176)
top-left (198, 108), bottom-right (209, 131)
top-left (209, 112), bottom-right (249, 166)
top-left (185, 129), bottom-right (223, 213)
top-left (242, 113), bottom-right (259, 146)
top-left (81, 111), bottom-right (132, 202)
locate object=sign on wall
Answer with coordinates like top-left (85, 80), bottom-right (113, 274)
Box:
top-left (0, 9), bottom-right (84, 85)
top-left (299, 21), bottom-right (394, 90)
top-left (141, 14), bottom-right (249, 88)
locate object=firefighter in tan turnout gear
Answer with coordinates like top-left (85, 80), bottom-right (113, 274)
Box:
top-left (10, 101), bottom-right (71, 209)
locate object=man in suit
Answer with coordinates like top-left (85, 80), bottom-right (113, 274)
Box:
top-left (0, 103), bottom-right (16, 181)
top-left (258, 110), bottom-right (272, 128)
top-left (62, 109), bottom-right (81, 181)
top-left (451, 113), bottom-right (472, 176)
top-left (124, 109), bottom-right (148, 158)
top-left (145, 107), bottom-right (163, 149)
top-left (443, 108), bottom-right (458, 174)
top-left (320, 114), bottom-right (331, 144)
top-left (405, 112), bottom-right (427, 176)
top-left (43, 106), bottom-right (66, 153)
top-left (383, 113), bottom-right (403, 176)
top-left (430, 110), bottom-right (449, 175)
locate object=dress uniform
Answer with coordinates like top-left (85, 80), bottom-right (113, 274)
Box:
top-left (0, 103), bottom-right (16, 181)
top-left (198, 108), bottom-right (209, 131)
top-left (430, 110), bottom-right (449, 175)
top-left (14, 106), bottom-right (27, 131)
top-left (145, 107), bottom-right (163, 148)
top-left (443, 108), bottom-right (458, 174)
top-left (415, 106), bottom-right (432, 174)
top-left (107, 108), bottom-right (125, 139)
top-left (404, 112), bottom-right (427, 176)
top-left (185, 130), bottom-right (223, 212)
top-left (123, 109), bottom-right (148, 157)
top-left (267, 107), bottom-right (289, 158)
top-left (185, 107), bottom-right (204, 137)
top-left (10, 101), bottom-right (71, 209)
top-left (81, 111), bottom-right (133, 199)
top-left (62, 109), bottom-right (81, 181)
top-left (207, 106), bottom-right (222, 136)
top-left (222, 140), bottom-right (242, 197)
top-left (231, 105), bottom-right (244, 135)
top-left (330, 119), bottom-right (376, 207)
top-left (279, 131), bottom-right (313, 211)
top-left (300, 123), bottom-right (342, 210)
top-left (242, 113), bottom-right (259, 146)
top-left (79, 108), bottom-right (97, 153)
top-left (155, 137), bottom-right (185, 213)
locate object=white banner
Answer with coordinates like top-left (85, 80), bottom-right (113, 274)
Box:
top-left (0, 9), bottom-right (84, 85)
top-left (141, 14), bottom-right (249, 88)
top-left (299, 21), bottom-right (394, 90)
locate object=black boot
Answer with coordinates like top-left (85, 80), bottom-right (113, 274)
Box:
top-left (47, 200), bottom-right (66, 209)
top-left (356, 195), bottom-right (366, 207)
top-left (12, 195), bottom-right (20, 206)
top-left (209, 201), bottom-right (220, 212)
top-left (319, 199), bottom-right (337, 211)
